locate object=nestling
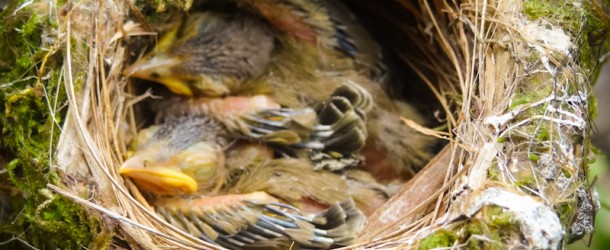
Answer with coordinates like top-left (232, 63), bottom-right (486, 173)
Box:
top-left (119, 113), bottom-right (390, 248)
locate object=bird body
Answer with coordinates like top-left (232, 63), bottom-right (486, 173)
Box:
top-left (119, 114), bottom-right (384, 248)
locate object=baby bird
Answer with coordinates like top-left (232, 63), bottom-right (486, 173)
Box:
top-left (124, 9), bottom-right (274, 97)
top-left (119, 114), bottom-right (392, 248)
top-left (124, 0), bottom-right (436, 179)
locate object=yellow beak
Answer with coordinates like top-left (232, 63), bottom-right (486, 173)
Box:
top-left (123, 54), bottom-right (195, 96)
top-left (119, 165), bottom-right (198, 195)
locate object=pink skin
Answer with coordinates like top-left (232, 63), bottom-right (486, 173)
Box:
top-left (180, 95), bottom-right (282, 118)
top-left (214, 95), bottom-right (281, 115)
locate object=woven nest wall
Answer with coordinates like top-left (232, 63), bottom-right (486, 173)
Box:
top-left (0, 0), bottom-right (607, 249)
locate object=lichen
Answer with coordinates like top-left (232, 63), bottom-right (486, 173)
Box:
top-left (0, 2), bottom-right (104, 248)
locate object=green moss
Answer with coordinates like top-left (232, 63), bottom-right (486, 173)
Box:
top-left (421, 219), bottom-right (505, 249)
top-left (488, 163), bottom-right (502, 181)
top-left (588, 151), bottom-right (598, 164)
top-left (90, 229), bottom-right (116, 250)
top-left (523, 1), bottom-right (581, 32)
top-left (0, 2), bottom-right (103, 248)
top-left (419, 230), bottom-right (457, 249)
top-left (528, 153), bottom-right (540, 161)
top-left (589, 93), bottom-right (598, 121)
top-left (555, 202), bottom-right (575, 226)
top-left (561, 168), bottom-right (573, 178)
top-left (514, 172), bottom-right (537, 188)
top-left (488, 207), bottom-right (516, 227)
top-left (510, 79), bottom-right (553, 119)
top-left (518, 79), bottom-right (553, 103)
top-left (464, 221), bottom-right (483, 236)
top-left (523, 0), bottom-right (610, 76)
top-left (462, 220), bottom-right (503, 250)
top-left (535, 127), bottom-right (550, 141)
top-left (580, 1), bottom-right (610, 76)
top-left (510, 97), bottom-right (530, 109)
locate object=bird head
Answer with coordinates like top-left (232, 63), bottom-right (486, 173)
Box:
top-left (123, 16), bottom-right (194, 95)
top-left (119, 116), bottom-right (227, 195)
top-left (124, 11), bottom-right (275, 97)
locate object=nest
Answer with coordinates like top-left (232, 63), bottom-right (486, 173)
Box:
top-left (8, 0), bottom-right (597, 248)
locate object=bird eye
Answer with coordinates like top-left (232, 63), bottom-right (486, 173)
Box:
top-left (175, 142), bottom-right (223, 183)
top-left (178, 158), bottom-right (218, 184)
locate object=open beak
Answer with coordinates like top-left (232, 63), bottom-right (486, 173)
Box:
top-left (119, 161), bottom-right (198, 195)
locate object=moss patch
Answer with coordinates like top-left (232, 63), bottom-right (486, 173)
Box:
top-left (419, 229), bottom-right (457, 249)
top-left (461, 219), bottom-right (503, 250)
top-left (523, 0), bottom-right (610, 76)
top-left (0, 2), bottom-right (103, 248)
top-left (418, 216), bottom-right (512, 249)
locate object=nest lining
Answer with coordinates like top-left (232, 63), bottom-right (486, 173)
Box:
top-left (28, 0), bottom-right (598, 248)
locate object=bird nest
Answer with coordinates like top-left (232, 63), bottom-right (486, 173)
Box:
top-left (0, 0), bottom-right (604, 249)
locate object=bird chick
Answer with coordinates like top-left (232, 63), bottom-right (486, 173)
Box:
top-left (124, 10), bottom-right (274, 97)
top-left (119, 114), bottom-right (382, 248)
top-left (125, 0), bottom-right (435, 179)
